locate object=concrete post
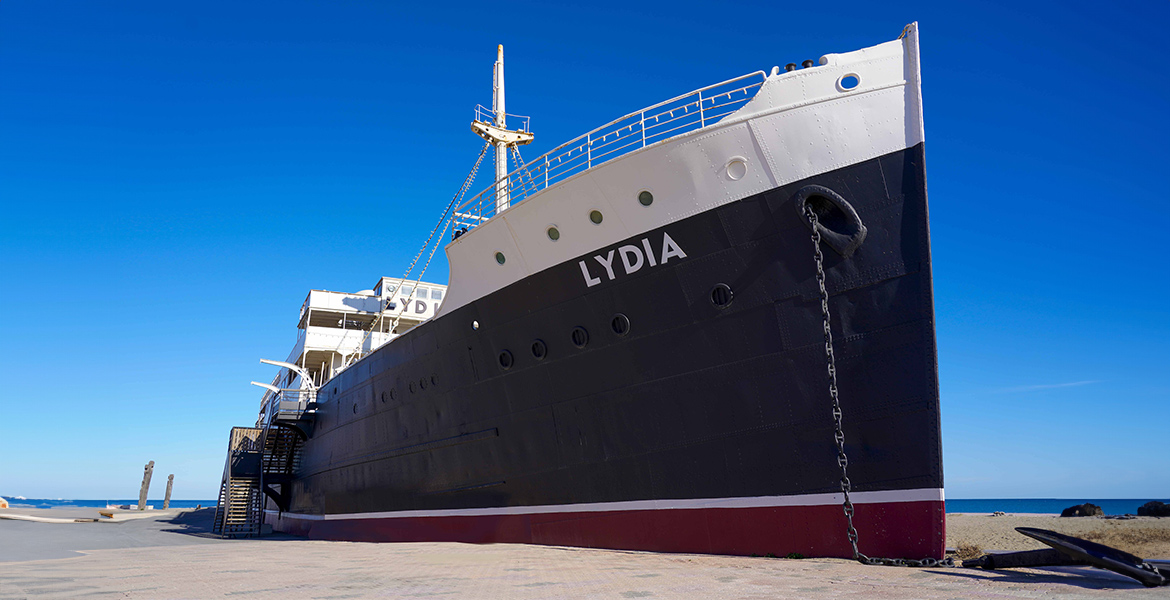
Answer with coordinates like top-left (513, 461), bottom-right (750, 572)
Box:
top-left (138, 461), bottom-right (154, 510)
top-left (163, 474), bottom-right (174, 509)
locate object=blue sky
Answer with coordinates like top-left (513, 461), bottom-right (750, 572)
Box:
top-left (1, 0), bottom-right (1166, 501)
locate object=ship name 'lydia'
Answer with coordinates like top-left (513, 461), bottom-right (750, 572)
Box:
top-left (579, 231), bottom-right (687, 287)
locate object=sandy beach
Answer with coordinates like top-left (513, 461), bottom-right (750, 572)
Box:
top-left (947, 513), bottom-right (1170, 560)
top-left (1, 507), bottom-right (1168, 598)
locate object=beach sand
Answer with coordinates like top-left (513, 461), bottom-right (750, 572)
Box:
top-left (1, 507), bottom-right (1168, 598)
top-left (947, 513), bottom-right (1170, 560)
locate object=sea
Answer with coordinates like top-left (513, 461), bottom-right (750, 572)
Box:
top-left (3, 498), bottom-right (215, 509)
top-left (4, 497), bottom-right (1162, 515)
top-left (944, 499), bottom-right (1164, 515)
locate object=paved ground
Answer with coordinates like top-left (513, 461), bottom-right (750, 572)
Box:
top-left (0, 509), bottom-right (1166, 599)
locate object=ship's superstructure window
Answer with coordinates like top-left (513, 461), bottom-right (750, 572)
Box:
top-left (589, 210), bottom-right (603, 224)
top-left (275, 277), bottom-right (449, 396)
top-left (547, 226), bottom-right (560, 241)
top-left (638, 191), bottom-right (653, 206)
top-left (495, 252), bottom-right (506, 265)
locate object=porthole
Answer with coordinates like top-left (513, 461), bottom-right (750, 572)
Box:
top-left (495, 252), bottom-right (506, 265)
top-left (710, 283), bottom-right (734, 308)
top-left (498, 350), bottom-right (514, 370)
top-left (352, 404), bottom-right (358, 414)
top-left (531, 339), bottom-right (548, 360)
top-left (611, 313), bottom-right (631, 336)
top-left (332, 388), bottom-right (337, 397)
top-left (409, 381), bottom-right (416, 393)
top-left (419, 377), bottom-right (427, 390)
top-left (638, 191), bottom-right (653, 206)
top-left (431, 375), bottom-right (438, 386)
top-left (381, 390), bottom-right (388, 403)
top-left (726, 158), bottom-right (747, 181)
top-left (571, 326), bottom-right (590, 349)
top-left (589, 210), bottom-right (603, 225)
top-left (472, 320), bottom-right (480, 330)
top-left (837, 73), bottom-right (861, 92)
top-left (547, 226), bottom-right (560, 241)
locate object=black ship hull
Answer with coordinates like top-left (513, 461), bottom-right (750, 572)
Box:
top-left (270, 143), bottom-right (945, 559)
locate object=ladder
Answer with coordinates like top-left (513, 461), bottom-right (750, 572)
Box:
top-left (211, 427), bottom-right (265, 538)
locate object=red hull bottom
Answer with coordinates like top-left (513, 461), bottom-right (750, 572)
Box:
top-left (271, 500), bottom-right (945, 559)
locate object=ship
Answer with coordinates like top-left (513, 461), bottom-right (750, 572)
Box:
top-left (214, 22), bottom-right (944, 560)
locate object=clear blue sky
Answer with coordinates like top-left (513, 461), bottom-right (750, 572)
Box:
top-left (1, 1), bottom-right (1166, 501)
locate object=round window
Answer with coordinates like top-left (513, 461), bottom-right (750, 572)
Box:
top-left (638, 191), bottom-right (653, 206)
top-left (495, 252), bottom-right (506, 265)
top-left (589, 210), bottom-right (603, 225)
top-left (547, 227), bottom-right (560, 241)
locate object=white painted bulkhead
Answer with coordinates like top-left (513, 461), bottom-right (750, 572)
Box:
top-left (437, 25), bottom-right (923, 318)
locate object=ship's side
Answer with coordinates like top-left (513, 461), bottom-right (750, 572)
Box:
top-left (269, 24), bottom-right (943, 559)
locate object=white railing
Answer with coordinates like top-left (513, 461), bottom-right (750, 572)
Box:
top-left (474, 104), bottom-right (531, 133)
top-left (452, 71), bottom-right (767, 231)
top-left (260, 389), bottom-right (317, 426)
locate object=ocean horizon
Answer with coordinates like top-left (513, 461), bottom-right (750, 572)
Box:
top-left (4, 497), bottom-right (1165, 515)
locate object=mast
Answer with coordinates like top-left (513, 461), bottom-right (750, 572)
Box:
top-left (493, 45), bottom-right (508, 212)
top-left (471, 45), bottom-right (534, 216)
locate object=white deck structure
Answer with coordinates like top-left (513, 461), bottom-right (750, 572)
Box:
top-left (254, 277), bottom-right (447, 423)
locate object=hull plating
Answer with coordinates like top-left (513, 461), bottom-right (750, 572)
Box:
top-left (276, 143), bottom-right (942, 558)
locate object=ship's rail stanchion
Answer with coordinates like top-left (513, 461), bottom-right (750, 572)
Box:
top-left (452, 71), bottom-right (766, 229)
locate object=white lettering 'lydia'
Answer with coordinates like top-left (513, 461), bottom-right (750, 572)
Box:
top-left (578, 232), bottom-right (687, 287)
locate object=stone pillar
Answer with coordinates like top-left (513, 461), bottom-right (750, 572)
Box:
top-left (163, 474), bottom-right (174, 509)
top-left (138, 461), bottom-right (154, 510)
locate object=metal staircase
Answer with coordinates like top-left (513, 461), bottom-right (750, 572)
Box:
top-left (213, 391), bottom-right (315, 538)
top-left (211, 427), bottom-right (265, 538)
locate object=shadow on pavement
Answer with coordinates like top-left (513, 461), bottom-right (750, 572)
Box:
top-left (159, 507), bottom-right (302, 541)
top-left (930, 566), bottom-right (1147, 590)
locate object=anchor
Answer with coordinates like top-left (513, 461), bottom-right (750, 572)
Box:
top-left (963, 527), bottom-right (1170, 588)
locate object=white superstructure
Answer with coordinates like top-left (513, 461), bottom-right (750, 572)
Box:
top-left (254, 277), bottom-right (447, 423)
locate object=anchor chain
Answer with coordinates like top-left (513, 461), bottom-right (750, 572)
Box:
top-left (805, 205), bottom-right (953, 569)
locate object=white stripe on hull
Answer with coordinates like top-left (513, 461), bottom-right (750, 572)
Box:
top-left (270, 487), bottom-right (943, 521)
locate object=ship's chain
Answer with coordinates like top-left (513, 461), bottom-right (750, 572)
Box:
top-left (805, 206), bottom-right (954, 569)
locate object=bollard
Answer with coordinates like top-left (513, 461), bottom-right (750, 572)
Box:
top-left (138, 461), bottom-right (155, 510)
top-left (164, 474), bottom-right (174, 509)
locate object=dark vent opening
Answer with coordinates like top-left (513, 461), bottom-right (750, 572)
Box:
top-left (711, 283), bottom-right (734, 308)
top-left (498, 350), bottom-right (514, 370)
top-left (611, 313), bottom-right (630, 336)
top-left (571, 326), bottom-right (589, 349)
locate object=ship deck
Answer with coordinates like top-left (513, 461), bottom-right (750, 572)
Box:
top-left (3, 507), bottom-right (1166, 598)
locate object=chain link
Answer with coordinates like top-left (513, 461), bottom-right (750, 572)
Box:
top-left (805, 206), bottom-right (954, 569)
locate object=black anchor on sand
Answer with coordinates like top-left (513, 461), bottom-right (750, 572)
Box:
top-left (963, 527), bottom-right (1170, 588)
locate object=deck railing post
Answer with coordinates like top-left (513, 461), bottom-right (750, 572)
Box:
top-left (640, 111), bottom-right (646, 148)
top-left (699, 91), bottom-right (705, 128)
top-left (587, 133), bottom-right (592, 169)
top-left (544, 155), bottom-right (549, 189)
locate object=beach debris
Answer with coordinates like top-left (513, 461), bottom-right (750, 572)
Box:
top-left (1138, 501), bottom-right (1170, 517)
top-left (1060, 503), bottom-right (1103, 517)
top-left (138, 460), bottom-right (154, 511)
top-left (0, 496), bottom-right (8, 509)
top-left (164, 474), bottom-right (174, 509)
top-left (963, 527), bottom-right (1169, 588)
